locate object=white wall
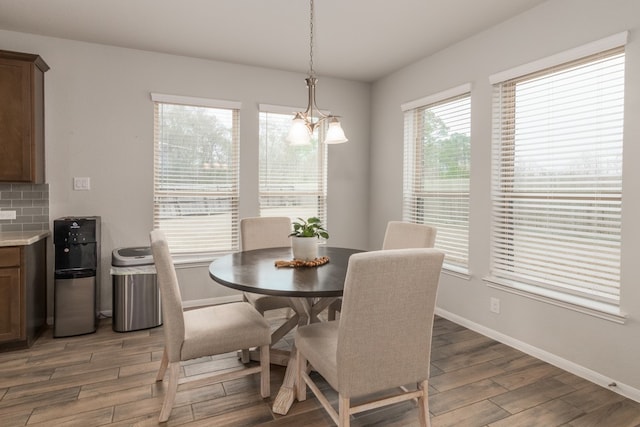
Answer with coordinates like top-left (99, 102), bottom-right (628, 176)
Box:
top-left (5, 0), bottom-right (640, 402)
top-left (370, 0), bottom-right (640, 398)
top-left (0, 30), bottom-right (371, 313)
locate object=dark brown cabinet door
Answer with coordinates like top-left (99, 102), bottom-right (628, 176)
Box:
top-left (0, 50), bottom-right (48, 183)
top-left (0, 247), bottom-right (22, 343)
top-left (0, 242), bottom-right (47, 349)
top-left (0, 266), bottom-right (22, 342)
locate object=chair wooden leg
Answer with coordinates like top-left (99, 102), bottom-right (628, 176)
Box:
top-left (417, 379), bottom-right (431, 427)
top-left (338, 394), bottom-right (350, 427)
top-left (260, 344), bottom-right (270, 398)
top-left (295, 349), bottom-right (307, 402)
top-left (156, 348), bottom-right (168, 382)
top-left (158, 362), bottom-right (180, 422)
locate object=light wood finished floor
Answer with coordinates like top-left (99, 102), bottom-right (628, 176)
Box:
top-left (1, 312), bottom-right (639, 426)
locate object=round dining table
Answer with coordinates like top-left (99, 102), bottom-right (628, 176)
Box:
top-left (209, 246), bottom-right (361, 297)
top-left (208, 245), bottom-right (363, 415)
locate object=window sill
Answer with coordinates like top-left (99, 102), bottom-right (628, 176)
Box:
top-left (483, 277), bottom-right (626, 324)
top-left (173, 253), bottom-right (220, 268)
top-left (443, 266), bottom-right (471, 280)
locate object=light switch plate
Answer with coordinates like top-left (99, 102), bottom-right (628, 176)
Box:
top-left (73, 177), bottom-right (91, 191)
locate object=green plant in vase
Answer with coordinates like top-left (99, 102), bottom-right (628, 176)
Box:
top-left (289, 217), bottom-right (328, 260)
top-left (289, 217), bottom-right (329, 239)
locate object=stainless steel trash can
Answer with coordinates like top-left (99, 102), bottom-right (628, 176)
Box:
top-left (111, 247), bottom-right (162, 332)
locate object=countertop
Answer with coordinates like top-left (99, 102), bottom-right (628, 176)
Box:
top-left (0, 230), bottom-right (50, 247)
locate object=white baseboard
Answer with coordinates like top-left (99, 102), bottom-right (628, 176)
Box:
top-left (46, 296), bottom-right (243, 328)
top-left (435, 307), bottom-right (640, 403)
top-left (88, 295), bottom-right (243, 320)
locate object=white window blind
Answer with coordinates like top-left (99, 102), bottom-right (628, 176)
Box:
top-left (489, 47), bottom-right (625, 308)
top-left (258, 105), bottom-right (327, 224)
top-left (402, 88), bottom-right (471, 273)
top-left (152, 94), bottom-right (240, 255)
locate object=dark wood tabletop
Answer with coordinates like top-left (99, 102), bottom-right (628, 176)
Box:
top-left (209, 246), bottom-right (363, 298)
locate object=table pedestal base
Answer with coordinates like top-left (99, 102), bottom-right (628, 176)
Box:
top-left (272, 343), bottom-right (298, 415)
top-left (272, 296), bottom-right (337, 415)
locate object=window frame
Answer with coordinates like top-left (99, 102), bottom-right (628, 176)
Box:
top-left (486, 33), bottom-right (627, 320)
top-left (258, 103), bottom-right (328, 226)
top-left (151, 93), bottom-right (241, 258)
top-left (401, 84), bottom-right (472, 274)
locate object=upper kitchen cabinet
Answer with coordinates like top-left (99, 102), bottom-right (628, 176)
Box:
top-left (0, 50), bottom-right (49, 183)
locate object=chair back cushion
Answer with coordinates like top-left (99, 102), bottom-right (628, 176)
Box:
top-left (337, 248), bottom-right (444, 397)
top-left (241, 216), bottom-right (291, 251)
top-left (382, 221), bottom-right (437, 250)
top-left (150, 230), bottom-right (185, 362)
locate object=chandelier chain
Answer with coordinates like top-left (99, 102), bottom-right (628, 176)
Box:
top-left (309, 0), bottom-right (314, 76)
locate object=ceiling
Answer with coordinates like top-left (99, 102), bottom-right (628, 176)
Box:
top-left (0, 0), bottom-right (546, 82)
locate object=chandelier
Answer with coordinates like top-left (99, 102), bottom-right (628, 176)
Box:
top-left (286, 0), bottom-right (348, 145)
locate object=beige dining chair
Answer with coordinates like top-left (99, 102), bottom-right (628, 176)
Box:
top-left (327, 220), bottom-right (437, 320)
top-left (150, 230), bottom-right (271, 422)
top-left (381, 220), bottom-right (437, 249)
top-left (295, 248), bottom-right (444, 427)
top-left (240, 216), bottom-right (299, 361)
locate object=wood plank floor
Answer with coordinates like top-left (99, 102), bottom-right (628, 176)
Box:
top-left (1, 312), bottom-right (639, 426)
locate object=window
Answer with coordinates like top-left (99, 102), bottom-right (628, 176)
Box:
top-left (402, 85), bottom-right (471, 273)
top-left (488, 35), bottom-right (626, 312)
top-left (258, 104), bottom-right (328, 223)
top-left (152, 93), bottom-right (240, 255)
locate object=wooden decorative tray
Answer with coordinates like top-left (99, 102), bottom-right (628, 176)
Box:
top-left (274, 256), bottom-right (330, 268)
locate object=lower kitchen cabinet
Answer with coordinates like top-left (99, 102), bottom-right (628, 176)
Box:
top-left (0, 238), bottom-right (47, 350)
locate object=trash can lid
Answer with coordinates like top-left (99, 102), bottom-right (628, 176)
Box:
top-left (112, 246), bottom-right (154, 267)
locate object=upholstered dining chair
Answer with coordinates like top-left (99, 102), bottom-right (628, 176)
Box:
top-left (240, 216), bottom-right (299, 361)
top-left (149, 230), bottom-right (271, 422)
top-left (327, 220), bottom-right (437, 320)
top-left (294, 248), bottom-right (444, 427)
top-left (381, 220), bottom-right (437, 249)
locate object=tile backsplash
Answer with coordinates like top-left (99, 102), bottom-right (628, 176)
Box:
top-left (0, 183), bottom-right (49, 232)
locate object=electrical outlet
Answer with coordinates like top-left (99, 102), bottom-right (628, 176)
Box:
top-left (0, 210), bottom-right (17, 220)
top-left (73, 177), bottom-right (91, 191)
top-left (490, 297), bottom-right (500, 314)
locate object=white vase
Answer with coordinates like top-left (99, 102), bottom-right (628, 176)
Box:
top-left (291, 236), bottom-right (318, 261)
